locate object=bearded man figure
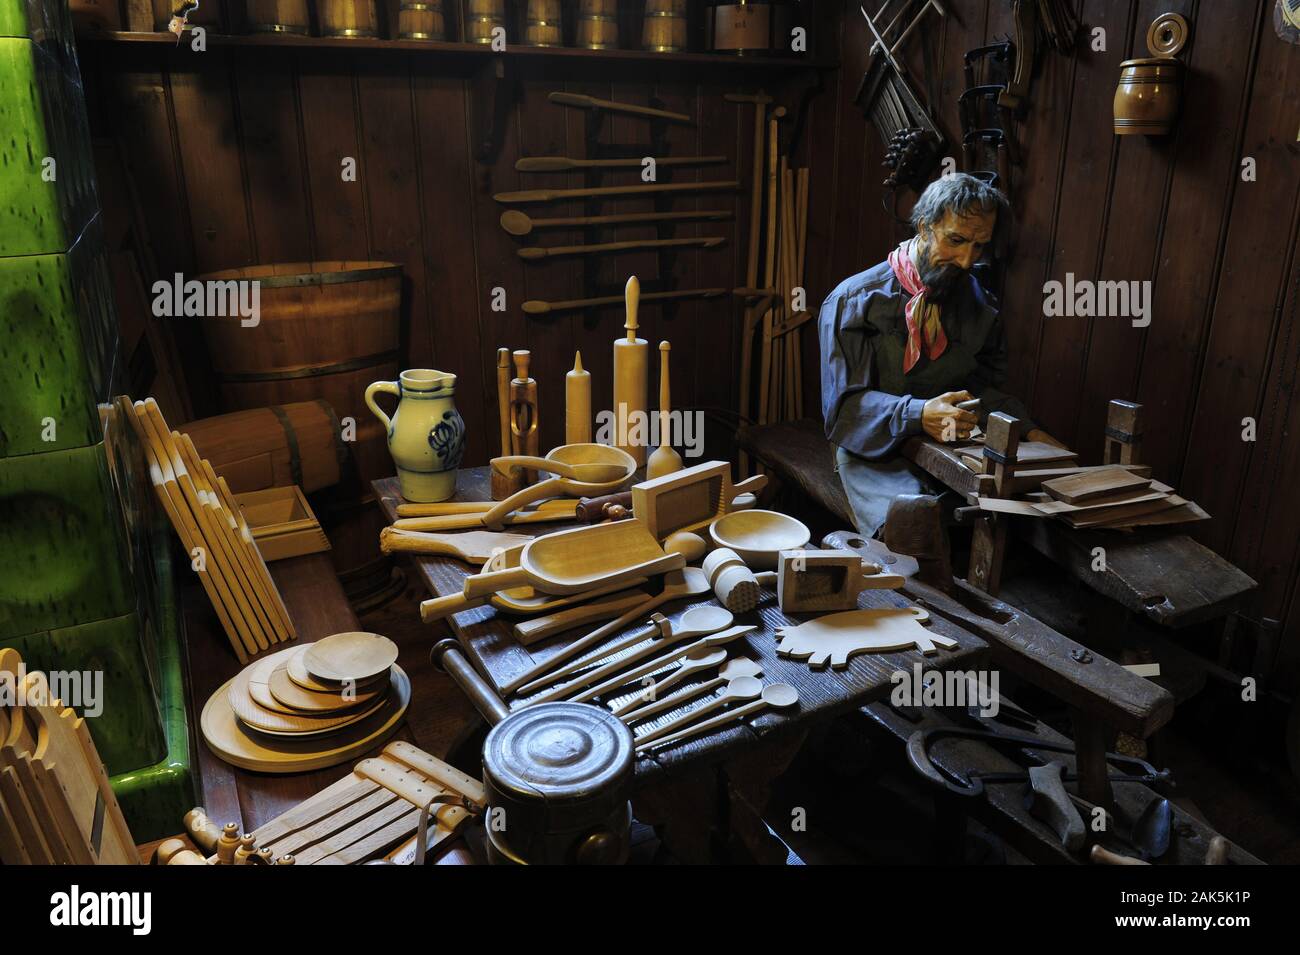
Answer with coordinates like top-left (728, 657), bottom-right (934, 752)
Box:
top-left (817, 174), bottom-right (1064, 538)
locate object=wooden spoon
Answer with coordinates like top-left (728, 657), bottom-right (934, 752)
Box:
top-left (491, 455), bottom-right (628, 484)
top-left (500, 208), bottom-right (733, 237)
top-left (637, 683), bottom-right (800, 755)
top-left (612, 647), bottom-right (729, 720)
top-left (527, 621), bottom-right (754, 706)
top-left (615, 656), bottom-right (762, 720)
top-left (505, 570), bottom-right (718, 696)
top-left (632, 676), bottom-right (763, 747)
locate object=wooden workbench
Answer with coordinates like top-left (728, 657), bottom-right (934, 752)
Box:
top-left (375, 468), bottom-right (989, 860)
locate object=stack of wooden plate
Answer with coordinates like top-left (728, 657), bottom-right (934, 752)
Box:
top-left (126, 396), bottom-right (295, 664)
top-left (202, 632), bottom-right (411, 773)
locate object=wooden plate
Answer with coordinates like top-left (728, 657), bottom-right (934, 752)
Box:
top-left (229, 655), bottom-right (383, 736)
top-left (304, 632), bottom-right (399, 683)
top-left (201, 665), bottom-right (411, 772)
top-left (245, 648), bottom-right (305, 714)
top-left (268, 665), bottom-right (384, 714)
top-left (287, 645), bottom-right (387, 694)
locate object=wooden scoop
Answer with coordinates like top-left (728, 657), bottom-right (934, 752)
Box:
top-left (482, 443), bottom-right (635, 529)
top-left (460, 520), bottom-right (684, 600)
top-left (615, 656), bottom-right (762, 720)
top-left (633, 676), bottom-right (763, 747)
top-left (492, 455), bottom-right (628, 484)
top-left (637, 683), bottom-right (799, 754)
top-left (505, 569), bottom-right (716, 696)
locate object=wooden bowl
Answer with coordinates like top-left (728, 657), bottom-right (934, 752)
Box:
top-left (709, 509), bottom-right (810, 570)
top-left (542, 443), bottom-right (636, 486)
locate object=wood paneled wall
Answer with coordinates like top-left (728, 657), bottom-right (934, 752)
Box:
top-left (806, 0), bottom-right (1300, 684)
top-left (81, 2), bottom-right (1300, 684)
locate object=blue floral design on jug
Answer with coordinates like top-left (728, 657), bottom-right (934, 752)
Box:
top-left (428, 409), bottom-right (465, 471)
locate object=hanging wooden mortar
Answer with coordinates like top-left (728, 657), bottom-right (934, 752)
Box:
top-left (566, 351), bottom-right (592, 445)
top-left (646, 341), bottom-right (683, 479)
top-left (493, 347), bottom-right (522, 500)
top-left (1114, 11), bottom-right (1189, 136)
top-left (612, 277), bottom-right (649, 467)
top-left (510, 350), bottom-right (540, 486)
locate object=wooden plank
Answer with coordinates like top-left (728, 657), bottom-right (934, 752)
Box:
top-left (296, 53), bottom-right (368, 261)
top-left (1027, 0), bottom-right (1133, 450)
top-left (1042, 466), bottom-right (1152, 504)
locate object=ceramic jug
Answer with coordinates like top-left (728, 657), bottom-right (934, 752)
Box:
top-left (366, 369), bottom-right (465, 502)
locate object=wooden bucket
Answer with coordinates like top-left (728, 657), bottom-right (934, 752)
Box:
top-left (523, 0), bottom-right (562, 46)
top-left (707, 1), bottom-right (792, 54)
top-left (465, 0), bottom-right (504, 43)
top-left (398, 0), bottom-right (445, 38)
top-left (179, 400), bottom-right (346, 494)
top-left (318, 0), bottom-right (378, 37)
top-left (577, 0), bottom-right (617, 48)
top-left (643, 0), bottom-right (688, 52)
top-left (245, 0), bottom-right (310, 33)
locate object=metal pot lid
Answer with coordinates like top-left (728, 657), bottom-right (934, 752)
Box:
top-left (484, 702), bottom-right (633, 806)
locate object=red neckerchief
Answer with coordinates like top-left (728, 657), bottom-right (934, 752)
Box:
top-left (887, 238), bottom-right (948, 373)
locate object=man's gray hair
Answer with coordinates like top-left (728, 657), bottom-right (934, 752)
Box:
top-left (910, 173), bottom-right (1009, 234)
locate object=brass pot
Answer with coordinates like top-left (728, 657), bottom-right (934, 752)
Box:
top-left (1113, 57), bottom-right (1182, 136)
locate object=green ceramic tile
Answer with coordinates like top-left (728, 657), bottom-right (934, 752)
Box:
top-left (0, 232), bottom-right (119, 458)
top-left (0, 36), bottom-right (96, 256)
top-left (0, 441), bottom-right (136, 633)
top-left (1, 608), bottom-right (166, 775)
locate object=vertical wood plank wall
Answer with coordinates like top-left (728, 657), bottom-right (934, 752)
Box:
top-left (80, 1), bottom-right (1300, 682)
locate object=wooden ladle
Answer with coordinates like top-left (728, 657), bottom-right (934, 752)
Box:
top-left (632, 676), bottom-right (763, 747)
top-left (481, 443), bottom-right (635, 530)
top-left (492, 455), bottom-right (628, 484)
top-left (615, 655), bottom-right (762, 720)
top-left (505, 571), bottom-right (719, 696)
top-left (637, 682), bottom-right (800, 755)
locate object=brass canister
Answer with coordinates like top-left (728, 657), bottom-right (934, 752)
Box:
top-left (577, 0), bottom-right (618, 48)
top-left (465, 0), bottom-right (505, 44)
top-left (523, 0), bottom-right (562, 47)
top-left (317, 0), bottom-right (378, 37)
top-left (398, 0), bottom-right (444, 39)
top-left (643, 0), bottom-right (689, 52)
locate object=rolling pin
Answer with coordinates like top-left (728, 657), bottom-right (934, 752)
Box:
top-left (510, 350), bottom-right (539, 485)
top-left (646, 340), bottom-right (683, 478)
top-left (576, 491), bottom-right (632, 523)
top-left (492, 348), bottom-right (521, 501)
top-left (566, 351), bottom-right (591, 444)
top-left (613, 276), bottom-right (649, 466)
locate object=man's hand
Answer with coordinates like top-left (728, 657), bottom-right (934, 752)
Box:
top-left (922, 390), bottom-right (978, 443)
top-left (1025, 428), bottom-right (1068, 449)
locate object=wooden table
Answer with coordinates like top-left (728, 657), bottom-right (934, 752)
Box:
top-left (182, 551), bottom-right (474, 864)
top-left (375, 469), bottom-right (989, 861)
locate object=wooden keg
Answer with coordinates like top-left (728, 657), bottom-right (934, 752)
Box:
top-left (1113, 57), bottom-right (1182, 135)
top-left (577, 0), bottom-right (617, 49)
top-left (317, 0), bottom-right (378, 37)
top-left (398, 0), bottom-right (445, 39)
top-left (523, 0), bottom-right (562, 46)
top-left (643, 0), bottom-right (688, 52)
top-left (465, 0), bottom-right (505, 44)
top-left (245, 0), bottom-right (310, 33)
top-left (179, 401), bottom-right (345, 494)
top-left (706, 1), bottom-right (793, 55)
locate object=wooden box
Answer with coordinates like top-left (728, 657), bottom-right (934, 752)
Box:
top-left (234, 485), bottom-right (331, 562)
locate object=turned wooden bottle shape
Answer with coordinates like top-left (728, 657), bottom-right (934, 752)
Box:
top-left (566, 350), bottom-right (592, 444)
top-left (612, 276), bottom-right (649, 466)
top-left (646, 340), bottom-right (684, 478)
top-left (366, 369), bottom-right (465, 503)
top-left (510, 350), bottom-right (540, 485)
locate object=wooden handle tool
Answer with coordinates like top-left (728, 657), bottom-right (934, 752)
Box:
top-left (495, 180), bottom-right (739, 204)
top-left (394, 498), bottom-right (574, 518)
top-left (516, 155), bottom-right (725, 172)
top-left (509, 350), bottom-right (539, 485)
top-left (520, 236), bottom-right (724, 260)
top-left (502, 209), bottom-right (733, 236)
top-left (547, 91), bottom-right (693, 124)
top-left (524, 287), bottom-right (726, 315)
top-left (646, 340), bottom-right (684, 479)
top-left (492, 347), bottom-right (522, 501)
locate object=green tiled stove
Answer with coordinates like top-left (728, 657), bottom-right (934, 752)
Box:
top-left (0, 0), bottom-right (194, 841)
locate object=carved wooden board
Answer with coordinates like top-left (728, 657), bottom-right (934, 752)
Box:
top-left (775, 607), bottom-right (959, 670)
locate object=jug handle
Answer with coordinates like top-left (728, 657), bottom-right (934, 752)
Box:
top-left (365, 380), bottom-right (400, 433)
